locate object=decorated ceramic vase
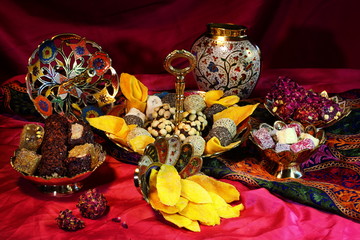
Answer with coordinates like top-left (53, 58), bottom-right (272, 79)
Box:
top-left (191, 23), bottom-right (261, 98)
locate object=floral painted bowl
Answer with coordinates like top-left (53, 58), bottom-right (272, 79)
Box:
top-left (249, 121), bottom-right (326, 178)
top-left (106, 90), bottom-right (253, 160)
top-left (26, 33), bottom-right (120, 120)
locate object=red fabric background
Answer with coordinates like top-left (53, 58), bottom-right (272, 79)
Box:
top-left (1, 0), bottom-right (360, 84)
top-left (1, 1), bottom-right (360, 239)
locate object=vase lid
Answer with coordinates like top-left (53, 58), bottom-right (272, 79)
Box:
top-left (207, 23), bottom-right (247, 38)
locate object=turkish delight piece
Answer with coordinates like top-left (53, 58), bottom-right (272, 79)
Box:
top-left (252, 128), bottom-right (275, 149)
top-left (276, 128), bottom-right (298, 144)
top-left (286, 123), bottom-right (302, 136)
top-left (275, 143), bottom-right (291, 153)
top-left (290, 138), bottom-right (315, 153)
top-left (300, 133), bottom-right (320, 147)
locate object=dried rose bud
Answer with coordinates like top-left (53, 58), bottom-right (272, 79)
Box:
top-left (56, 209), bottom-right (85, 231)
top-left (77, 188), bottom-right (108, 219)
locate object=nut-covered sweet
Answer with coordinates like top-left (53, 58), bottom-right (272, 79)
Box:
top-left (174, 120), bottom-right (201, 141)
top-left (19, 124), bottom-right (44, 151)
top-left (152, 103), bottom-right (176, 120)
top-left (147, 118), bottom-right (175, 138)
top-left (212, 118), bottom-right (237, 138)
top-left (182, 110), bottom-right (208, 132)
top-left (161, 93), bottom-right (177, 107)
top-left (184, 135), bottom-right (206, 156)
top-left (126, 127), bottom-right (152, 142)
top-left (205, 127), bottom-right (233, 146)
top-left (203, 104), bottom-right (227, 123)
top-left (184, 94), bottom-right (206, 112)
top-left (124, 115), bottom-right (144, 127)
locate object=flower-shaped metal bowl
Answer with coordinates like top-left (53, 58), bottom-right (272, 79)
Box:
top-left (107, 114), bottom-right (251, 160)
top-left (134, 136), bottom-right (203, 202)
top-left (26, 33), bottom-right (120, 120)
top-left (264, 94), bottom-right (352, 129)
top-left (10, 143), bottom-right (106, 196)
top-left (249, 121), bottom-right (326, 178)
top-left (106, 90), bottom-right (252, 160)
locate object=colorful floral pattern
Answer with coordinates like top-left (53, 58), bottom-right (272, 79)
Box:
top-left (33, 95), bottom-right (53, 117)
top-left (26, 34), bottom-right (119, 119)
top-left (191, 37), bottom-right (260, 99)
top-left (38, 40), bottom-right (57, 64)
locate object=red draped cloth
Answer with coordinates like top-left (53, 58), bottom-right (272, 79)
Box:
top-left (1, 0), bottom-right (360, 239)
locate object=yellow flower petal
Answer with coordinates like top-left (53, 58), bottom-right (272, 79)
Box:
top-left (213, 103), bottom-right (259, 125)
top-left (204, 137), bottom-right (241, 155)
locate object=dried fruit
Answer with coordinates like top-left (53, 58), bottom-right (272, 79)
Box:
top-left (204, 90), bottom-right (240, 107)
top-left (179, 202), bottom-right (220, 226)
top-left (77, 188), bottom-right (108, 219)
top-left (149, 169), bottom-right (179, 214)
top-left (213, 104), bottom-right (259, 125)
top-left (161, 212), bottom-right (200, 232)
top-left (120, 73), bottom-right (148, 112)
top-left (208, 192), bottom-right (239, 218)
top-left (205, 136), bottom-right (241, 155)
top-left (156, 164), bottom-right (181, 206)
top-left (180, 179), bottom-right (212, 204)
top-left (186, 174), bottom-right (240, 203)
top-left (128, 135), bottom-right (155, 155)
top-left (87, 115), bottom-right (131, 142)
top-left (56, 209), bottom-right (85, 231)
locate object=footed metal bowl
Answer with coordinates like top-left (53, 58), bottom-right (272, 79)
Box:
top-left (249, 121), bottom-right (326, 178)
top-left (10, 143), bottom-right (106, 196)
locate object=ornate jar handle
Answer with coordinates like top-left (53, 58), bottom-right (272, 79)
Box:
top-left (163, 49), bottom-right (196, 124)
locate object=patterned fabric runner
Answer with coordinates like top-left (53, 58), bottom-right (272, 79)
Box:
top-left (202, 90), bottom-right (360, 222)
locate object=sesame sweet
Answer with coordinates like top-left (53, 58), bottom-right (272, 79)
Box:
top-left (184, 94), bottom-right (206, 112)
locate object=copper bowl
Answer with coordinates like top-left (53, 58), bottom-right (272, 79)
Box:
top-left (264, 94), bottom-right (351, 129)
top-left (11, 143), bottom-right (106, 196)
